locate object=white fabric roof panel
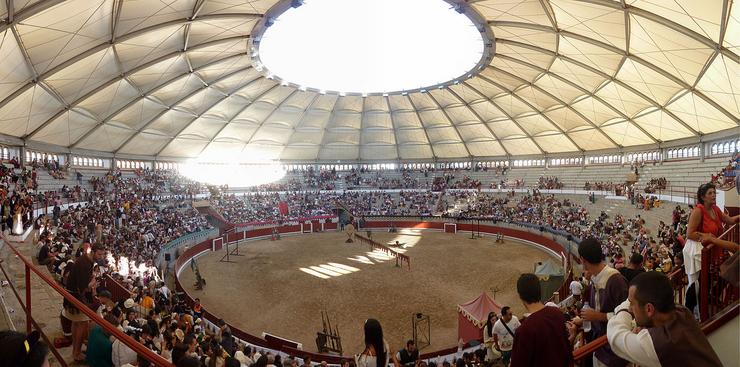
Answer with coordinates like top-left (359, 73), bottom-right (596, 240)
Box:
top-left (0, 0), bottom-right (735, 160)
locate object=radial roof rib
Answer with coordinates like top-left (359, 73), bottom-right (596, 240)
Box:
top-left (461, 80), bottom-right (545, 155)
top-left (424, 91), bottom-right (472, 158)
top-left (384, 96), bottom-right (403, 160)
top-left (114, 65), bottom-right (253, 153)
top-left (444, 86), bottom-right (511, 157)
top-left (487, 65), bottom-right (620, 147)
top-left (404, 95), bottom-right (441, 160)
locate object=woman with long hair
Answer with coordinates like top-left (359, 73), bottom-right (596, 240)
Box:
top-left (483, 312), bottom-right (501, 362)
top-left (355, 319), bottom-right (399, 367)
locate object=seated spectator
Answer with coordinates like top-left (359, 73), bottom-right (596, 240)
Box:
top-left (618, 253), bottom-right (644, 284)
top-left (0, 330), bottom-right (50, 367)
top-left (510, 273), bottom-right (572, 367)
top-left (607, 272), bottom-right (722, 367)
top-left (395, 340), bottom-right (418, 366)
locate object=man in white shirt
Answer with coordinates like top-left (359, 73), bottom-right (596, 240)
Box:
top-left (492, 306), bottom-right (520, 366)
top-left (569, 277), bottom-right (584, 302)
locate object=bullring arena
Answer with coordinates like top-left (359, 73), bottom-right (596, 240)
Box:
top-left (178, 228), bottom-right (554, 352)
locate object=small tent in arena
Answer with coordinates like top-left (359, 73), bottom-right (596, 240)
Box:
top-left (457, 293), bottom-right (502, 343)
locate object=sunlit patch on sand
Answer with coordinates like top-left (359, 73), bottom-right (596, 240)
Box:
top-left (387, 228), bottom-right (423, 253)
top-left (300, 262), bottom-right (361, 278)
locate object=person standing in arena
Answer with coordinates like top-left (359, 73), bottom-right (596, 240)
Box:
top-left (509, 274), bottom-right (572, 367)
top-left (578, 238), bottom-right (629, 367)
top-left (607, 272), bottom-right (722, 367)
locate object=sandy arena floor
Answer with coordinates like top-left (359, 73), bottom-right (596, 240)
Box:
top-left (179, 230), bottom-right (554, 355)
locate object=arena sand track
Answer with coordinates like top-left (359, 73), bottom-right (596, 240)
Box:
top-left (179, 230), bottom-right (554, 356)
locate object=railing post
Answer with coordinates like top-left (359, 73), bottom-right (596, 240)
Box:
top-left (25, 263), bottom-right (32, 334)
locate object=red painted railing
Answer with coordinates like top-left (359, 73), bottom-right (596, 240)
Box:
top-left (699, 223), bottom-right (739, 321)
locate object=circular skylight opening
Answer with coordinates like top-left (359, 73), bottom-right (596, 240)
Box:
top-left (254, 0), bottom-right (490, 94)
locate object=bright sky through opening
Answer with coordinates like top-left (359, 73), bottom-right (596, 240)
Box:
top-left (258, 0), bottom-right (484, 94)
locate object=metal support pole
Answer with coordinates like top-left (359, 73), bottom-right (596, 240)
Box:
top-left (25, 263), bottom-right (32, 333)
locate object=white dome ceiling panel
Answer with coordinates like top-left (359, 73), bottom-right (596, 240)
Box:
top-left (0, 85), bottom-right (62, 137)
top-left (201, 140), bottom-right (246, 158)
top-left (447, 84), bottom-right (486, 104)
top-left (116, 0), bottom-right (196, 36)
top-left (0, 1), bottom-right (6, 20)
top-left (44, 47), bottom-right (118, 103)
top-left (195, 54), bottom-right (251, 84)
top-left (0, 30), bottom-right (34, 101)
top-left (187, 16), bottom-right (260, 46)
top-left (472, 0), bottom-right (552, 26)
top-left (259, 86), bottom-right (296, 105)
top-left (360, 145), bottom-right (397, 160)
top-left (557, 35), bottom-right (624, 76)
top-left (533, 133), bottom-right (578, 153)
top-left (149, 73), bottom-right (204, 106)
top-left (360, 130), bottom-right (396, 145)
top-left (297, 110), bottom-right (331, 129)
top-left (615, 58), bottom-right (683, 105)
top-left (408, 93), bottom-right (438, 111)
top-left (332, 95), bottom-right (363, 112)
top-left (429, 89), bottom-right (465, 108)
top-left (492, 26), bottom-right (557, 51)
top-left (479, 67), bottom-right (527, 90)
top-left (322, 129), bottom-right (360, 145)
top-left (544, 107), bottom-right (592, 132)
top-left (425, 126), bottom-right (461, 144)
top-left (158, 138), bottom-right (209, 158)
top-left (666, 91), bottom-right (738, 134)
top-left (127, 54), bottom-right (190, 93)
top-left (212, 122), bottom-right (257, 141)
top-left (629, 0), bottom-right (724, 42)
top-left (327, 112), bottom-right (361, 130)
top-left (282, 91), bottom-right (318, 110)
top-left (467, 140), bottom-right (506, 157)
top-left (204, 94), bottom-right (251, 121)
top-left (456, 123), bottom-right (495, 141)
top-left (186, 38), bottom-right (248, 68)
top-left (516, 114), bottom-right (560, 136)
top-left (469, 101), bottom-right (508, 122)
top-left (387, 95), bottom-right (414, 111)
top-left (74, 124), bottom-right (134, 152)
top-left (549, 57), bottom-right (608, 93)
top-left (176, 87), bottom-right (227, 116)
top-left (178, 116), bottom-right (226, 140)
top-left (570, 96), bottom-right (623, 126)
top-left (118, 132), bottom-right (175, 155)
top-left (391, 111), bottom-right (423, 129)
top-left (317, 145), bottom-right (359, 160)
top-left (492, 94), bottom-right (534, 117)
top-left (633, 108), bottom-right (694, 141)
top-left (77, 79), bottom-right (140, 120)
top-left (250, 125), bottom-right (293, 144)
top-left (145, 109), bottom-right (196, 136)
top-left (398, 144), bottom-right (433, 160)
top-left (490, 59), bottom-right (542, 83)
top-left (550, 0), bottom-right (626, 49)
top-left (108, 98), bottom-right (167, 131)
top-left (363, 96), bottom-right (389, 113)
top-left (495, 43), bottom-right (555, 71)
top-left (465, 77), bottom-right (506, 99)
top-left (16, 0), bottom-right (112, 74)
top-left (233, 101), bottom-right (275, 124)
top-left (265, 107), bottom-right (304, 128)
top-left (395, 129), bottom-right (429, 145)
top-left (629, 14), bottom-right (715, 85)
top-left (115, 24), bottom-right (185, 70)
top-left (487, 120), bottom-right (527, 139)
top-left (567, 128), bottom-right (616, 151)
top-left (513, 85), bottom-right (561, 111)
top-left (445, 106), bottom-right (479, 124)
top-left (242, 142), bottom-right (284, 161)
top-left (286, 129), bottom-right (323, 145)
top-left (211, 69), bottom-right (262, 97)
top-left (695, 54), bottom-right (739, 118)
top-left (432, 142), bottom-right (468, 158)
top-left (199, 0), bottom-right (279, 15)
top-left (33, 109), bottom-right (97, 146)
top-left (725, 3), bottom-right (739, 53)
top-left (363, 113), bottom-right (393, 129)
top-left (418, 110), bottom-right (451, 129)
top-left (310, 94), bottom-right (339, 111)
top-left (600, 120), bottom-right (654, 146)
top-left (533, 74), bottom-right (585, 104)
top-left (279, 145), bottom-right (320, 160)
top-left (594, 81), bottom-right (652, 117)
top-left (233, 78), bottom-right (277, 100)
top-left (500, 137), bottom-right (541, 155)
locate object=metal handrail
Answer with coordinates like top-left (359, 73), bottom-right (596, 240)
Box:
top-left (0, 233), bottom-right (173, 367)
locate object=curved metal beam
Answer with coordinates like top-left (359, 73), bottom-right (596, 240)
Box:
top-left (445, 86), bottom-right (512, 156)
top-left (424, 91), bottom-right (473, 158)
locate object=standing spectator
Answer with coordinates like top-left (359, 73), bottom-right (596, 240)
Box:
top-left (354, 319), bottom-right (400, 367)
top-left (86, 314), bottom-right (119, 367)
top-left (493, 306), bottom-right (520, 366)
top-left (618, 253), bottom-right (644, 284)
top-left (578, 238), bottom-right (629, 367)
top-left (510, 274), bottom-right (572, 367)
top-left (482, 312), bottom-right (501, 363)
top-left (607, 272), bottom-right (722, 367)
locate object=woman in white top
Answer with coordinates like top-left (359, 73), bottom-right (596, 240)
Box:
top-left (354, 319), bottom-right (400, 367)
top-left (482, 312), bottom-right (501, 362)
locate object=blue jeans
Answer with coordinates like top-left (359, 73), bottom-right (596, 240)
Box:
top-left (501, 350), bottom-right (512, 365)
